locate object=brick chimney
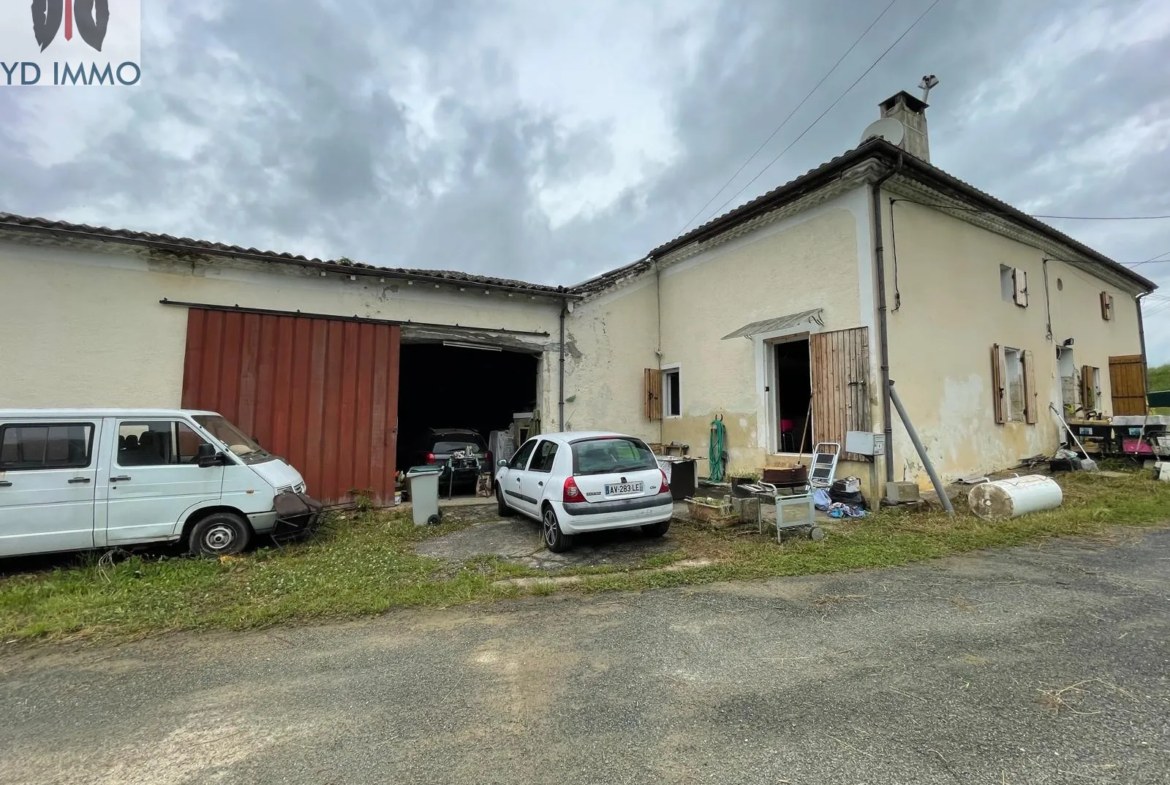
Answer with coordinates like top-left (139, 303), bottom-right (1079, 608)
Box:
top-left (878, 91), bottom-right (930, 162)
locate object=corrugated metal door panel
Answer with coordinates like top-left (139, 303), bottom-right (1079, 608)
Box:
top-left (181, 308), bottom-right (401, 505)
top-left (1108, 355), bottom-right (1147, 416)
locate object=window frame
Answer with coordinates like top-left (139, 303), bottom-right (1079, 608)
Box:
top-left (1003, 348), bottom-right (1026, 422)
top-left (0, 422), bottom-right (96, 472)
top-left (116, 420), bottom-right (212, 468)
top-left (570, 437), bottom-right (659, 476)
top-left (510, 439), bottom-right (538, 471)
top-left (529, 440), bottom-right (559, 474)
top-left (662, 364), bottom-right (682, 419)
top-left (992, 344), bottom-right (1037, 425)
top-left (999, 265), bottom-right (1028, 307)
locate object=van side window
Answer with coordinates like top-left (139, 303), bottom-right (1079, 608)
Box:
top-left (118, 422), bottom-right (211, 467)
top-left (0, 424), bottom-right (95, 471)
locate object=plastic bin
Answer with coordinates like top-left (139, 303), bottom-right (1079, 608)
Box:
top-left (405, 465), bottom-right (443, 526)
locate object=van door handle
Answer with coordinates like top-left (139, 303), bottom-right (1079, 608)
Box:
top-left (109, 475), bottom-right (131, 483)
top-left (68, 477), bottom-right (91, 484)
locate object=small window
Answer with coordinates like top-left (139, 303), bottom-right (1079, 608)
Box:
top-left (510, 439), bottom-right (537, 470)
top-left (0, 423), bottom-right (94, 471)
top-left (1004, 348), bottom-right (1025, 421)
top-left (991, 345), bottom-right (1037, 425)
top-left (1000, 265), bottom-right (1028, 307)
top-left (663, 367), bottom-right (681, 418)
top-left (118, 421), bottom-right (210, 467)
top-left (529, 440), bottom-right (559, 473)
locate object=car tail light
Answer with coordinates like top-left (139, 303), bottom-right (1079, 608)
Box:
top-left (563, 477), bottom-right (582, 503)
top-left (658, 469), bottom-right (671, 495)
top-left (485, 451), bottom-right (493, 465)
top-left (425, 452), bottom-right (436, 464)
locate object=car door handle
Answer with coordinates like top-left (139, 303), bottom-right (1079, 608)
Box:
top-left (68, 477), bottom-right (91, 484)
top-left (109, 475), bottom-right (131, 483)
top-left (0, 481), bottom-right (11, 488)
top-left (538, 481), bottom-right (544, 487)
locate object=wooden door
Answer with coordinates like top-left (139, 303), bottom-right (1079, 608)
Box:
top-left (1108, 355), bottom-right (1147, 416)
top-left (810, 327), bottom-right (871, 461)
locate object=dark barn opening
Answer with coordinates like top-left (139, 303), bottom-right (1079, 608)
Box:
top-left (396, 343), bottom-right (539, 478)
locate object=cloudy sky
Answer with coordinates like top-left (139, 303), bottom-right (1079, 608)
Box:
top-left (2, 0), bottom-right (1168, 361)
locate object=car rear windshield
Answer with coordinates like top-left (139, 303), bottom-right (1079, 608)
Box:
top-left (433, 439), bottom-right (485, 454)
top-left (572, 438), bottom-right (658, 476)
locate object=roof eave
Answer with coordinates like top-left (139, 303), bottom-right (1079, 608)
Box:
top-left (890, 152), bottom-right (1156, 293)
top-left (0, 216), bottom-right (581, 301)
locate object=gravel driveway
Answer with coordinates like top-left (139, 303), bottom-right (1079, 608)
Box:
top-left (3, 529), bottom-right (1168, 784)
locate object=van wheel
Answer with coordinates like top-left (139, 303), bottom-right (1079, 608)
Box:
top-left (189, 513), bottom-right (252, 557)
top-left (496, 484), bottom-right (515, 517)
top-left (542, 506), bottom-right (573, 553)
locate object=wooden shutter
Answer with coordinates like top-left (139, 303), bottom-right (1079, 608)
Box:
top-left (991, 344), bottom-right (1006, 424)
top-left (1081, 365), bottom-right (1094, 412)
top-left (1100, 292), bottom-right (1114, 321)
top-left (809, 327), bottom-right (870, 461)
top-left (1108, 355), bottom-right (1147, 416)
top-left (1014, 269), bottom-right (1029, 307)
top-left (644, 368), bottom-right (662, 420)
top-left (1022, 349), bottom-right (1038, 424)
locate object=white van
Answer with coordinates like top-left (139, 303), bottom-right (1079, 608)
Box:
top-left (0, 409), bottom-right (321, 559)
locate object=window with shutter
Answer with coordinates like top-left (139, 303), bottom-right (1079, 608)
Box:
top-left (644, 368), bottom-right (662, 420)
top-left (1013, 269), bottom-right (1029, 307)
top-left (991, 344), bottom-right (1006, 424)
top-left (1080, 365), bottom-right (1103, 412)
top-left (1022, 349), bottom-right (1038, 424)
top-left (1100, 292), bottom-right (1114, 321)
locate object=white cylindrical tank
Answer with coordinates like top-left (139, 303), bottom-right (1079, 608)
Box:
top-left (968, 475), bottom-right (1063, 521)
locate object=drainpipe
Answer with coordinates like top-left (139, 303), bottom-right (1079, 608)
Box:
top-left (559, 297), bottom-right (568, 431)
top-left (1136, 292), bottom-right (1150, 406)
top-left (654, 256), bottom-right (665, 444)
top-left (872, 153), bottom-right (904, 485)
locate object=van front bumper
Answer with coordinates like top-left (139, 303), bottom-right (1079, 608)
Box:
top-left (272, 492), bottom-right (325, 541)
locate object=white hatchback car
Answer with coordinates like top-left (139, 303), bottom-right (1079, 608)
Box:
top-left (494, 431), bottom-right (674, 552)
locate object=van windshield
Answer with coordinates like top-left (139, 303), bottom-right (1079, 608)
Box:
top-left (193, 415), bottom-right (267, 462)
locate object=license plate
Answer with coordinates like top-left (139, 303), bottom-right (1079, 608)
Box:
top-left (605, 482), bottom-right (643, 496)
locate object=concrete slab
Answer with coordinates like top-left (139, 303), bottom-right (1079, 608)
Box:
top-left (414, 518), bottom-right (681, 571)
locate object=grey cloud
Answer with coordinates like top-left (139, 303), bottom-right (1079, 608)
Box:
top-left (0, 0), bottom-right (1166, 358)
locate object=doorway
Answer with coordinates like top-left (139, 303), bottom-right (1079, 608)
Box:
top-left (773, 338), bottom-right (812, 454)
top-left (396, 343), bottom-right (539, 488)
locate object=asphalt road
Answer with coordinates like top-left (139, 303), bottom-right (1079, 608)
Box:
top-left (3, 530), bottom-right (1169, 785)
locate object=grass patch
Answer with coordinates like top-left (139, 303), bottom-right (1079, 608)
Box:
top-left (2, 470), bottom-right (1167, 644)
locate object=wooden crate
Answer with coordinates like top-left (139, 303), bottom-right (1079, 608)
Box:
top-left (686, 498), bottom-right (736, 526)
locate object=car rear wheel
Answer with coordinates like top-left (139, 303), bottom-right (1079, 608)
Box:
top-left (542, 506), bottom-right (573, 553)
top-left (496, 483), bottom-right (515, 517)
top-left (189, 512), bottom-right (252, 557)
top-left (642, 520), bottom-right (671, 538)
